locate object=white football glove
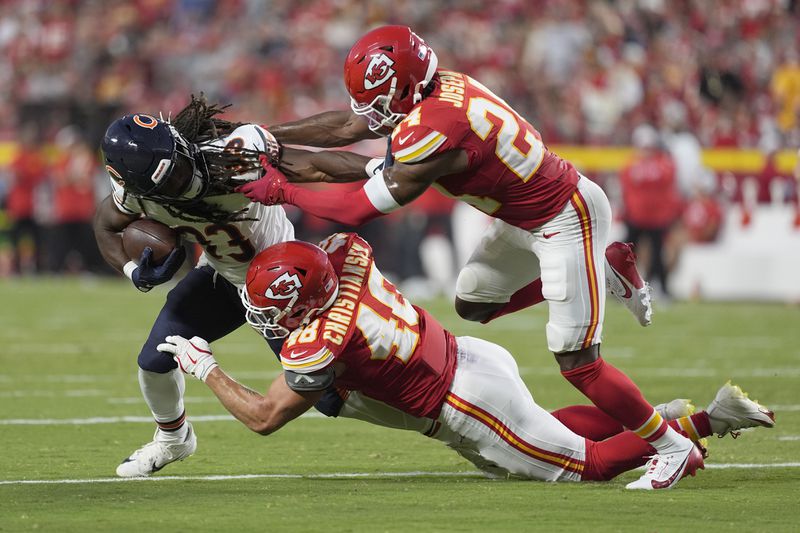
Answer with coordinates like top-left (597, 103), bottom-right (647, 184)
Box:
top-left (157, 335), bottom-right (219, 382)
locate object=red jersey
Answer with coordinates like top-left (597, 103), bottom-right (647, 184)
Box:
top-left (7, 148), bottom-right (48, 220)
top-left (619, 152), bottom-right (682, 229)
top-left (278, 233), bottom-right (457, 419)
top-left (389, 70), bottom-right (579, 230)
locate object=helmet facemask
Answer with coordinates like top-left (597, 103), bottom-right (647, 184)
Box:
top-left (350, 78), bottom-right (407, 134)
top-left (142, 126), bottom-right (209, 203)
top-left (239, 285), bottom-right (338, 340)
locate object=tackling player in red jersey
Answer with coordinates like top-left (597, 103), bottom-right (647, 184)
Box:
top-left (261, 232), bottom-right (457, 420)
top-left (157, 234), bottom-right (774, 484)
top-left (236, 26), bottom-right (697, 488)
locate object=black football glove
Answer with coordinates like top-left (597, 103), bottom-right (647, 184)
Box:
top-left (131, 246), bottom-right (186, 292)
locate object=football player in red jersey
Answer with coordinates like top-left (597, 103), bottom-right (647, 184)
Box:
top-left (236, 26), bottom-right (699, 488)
top-left (157, 234), bottom-right (774, 484)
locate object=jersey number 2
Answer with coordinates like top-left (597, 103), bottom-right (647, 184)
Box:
top-left (466, 83), bottom-right (545, 182)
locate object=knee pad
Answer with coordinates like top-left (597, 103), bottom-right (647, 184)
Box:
top-left (539, 254), bottom-right (568, 302)
top-left (546, 322), bottom-right (580, 354)
top-left (455, 265), bottom-right (480, 299)
top-left (456, 264), bottom-right (507, 303)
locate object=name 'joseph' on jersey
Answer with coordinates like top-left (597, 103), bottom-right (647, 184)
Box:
top-left (111, 124), bottom-right (294, 286)
top-left (279, 233), bottom-right (457, 419)
top-left (390, 70), bottom-right (580, 231)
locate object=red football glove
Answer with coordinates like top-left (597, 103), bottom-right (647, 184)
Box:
top-left (235, 156), bottom-right (290, 205)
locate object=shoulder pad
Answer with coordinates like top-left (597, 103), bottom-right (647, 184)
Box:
top-left (280, 343), bottom-right (334, 372)
top-left (391, 127), bottom-right (448, 164)
top-left (284, 367), bottom-right (335, 392)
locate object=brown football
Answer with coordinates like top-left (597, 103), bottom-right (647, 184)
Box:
top-left (122, 219), bottom-right (179, 265)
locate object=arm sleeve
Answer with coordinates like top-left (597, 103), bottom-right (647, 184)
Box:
top-left (283, 171), bottom-right (399, 226)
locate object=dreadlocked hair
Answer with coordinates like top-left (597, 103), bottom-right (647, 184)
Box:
top-left (173, 92), bottom-right (241, 143)
top-left (154, 93), bottom-right (266, 224)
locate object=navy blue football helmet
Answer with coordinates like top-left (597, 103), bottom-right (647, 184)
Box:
top-left (101, 114), bottom-right (207, 200)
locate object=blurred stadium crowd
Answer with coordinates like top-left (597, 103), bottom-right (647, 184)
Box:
top-left (1, 0), bottom-right (799, 294)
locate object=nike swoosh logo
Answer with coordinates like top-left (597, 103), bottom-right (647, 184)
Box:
top-left (651, 452), bottom-right (690, 489)
top-left (397, 133), bottom-right (413, 145)
top-left (542, 232), bottom-right (560, 239)
top-left (289, 350), bottom-right (308, 358)
top-left (610, 269), bottom-right (633, 299)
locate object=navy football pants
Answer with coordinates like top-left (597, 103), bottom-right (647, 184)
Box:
top-left (136, 265), bottom-right (343, 416)
top-left (138, 266), bottom-right (281, 372)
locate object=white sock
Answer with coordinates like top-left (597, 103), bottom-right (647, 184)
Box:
top-left (649, 425), bottom-right (690, 452)
top-left (138, 368), bottom-right (188, 441)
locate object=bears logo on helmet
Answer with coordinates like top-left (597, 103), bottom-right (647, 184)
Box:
top-left (132, 114), bottom-right (158, 129)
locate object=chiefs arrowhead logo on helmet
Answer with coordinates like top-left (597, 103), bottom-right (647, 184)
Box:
top-left (364, 53), bottom-right (396, 90)
top-left (266, 272), bottom-right (303, 300)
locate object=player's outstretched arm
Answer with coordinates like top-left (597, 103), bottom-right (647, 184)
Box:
top-left (205, 369), bottom-right (322, 435)
top-left (280, 147), bottom-right (373, 183)
top-left (238, 149), bottom-right (469, 226)
top-left (269, 110), bottom-right (380, 147)
top-left (93, 194), bottom-right (139, 274)
top-left (159, 335), bottom-right (322, 435)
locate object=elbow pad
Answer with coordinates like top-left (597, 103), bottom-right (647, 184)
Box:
top-left (284, 367), bottom-right (335, 392)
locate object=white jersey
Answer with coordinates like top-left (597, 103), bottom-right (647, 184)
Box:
top-left (111, 124), bottom-right (294, 286)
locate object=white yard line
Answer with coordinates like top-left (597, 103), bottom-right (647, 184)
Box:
top-left (107, 396), bottom-right (224, 404)
top-left (2, 464), bottom-right (800, 486)
top-left (0, 412), bottom-right (326, 425)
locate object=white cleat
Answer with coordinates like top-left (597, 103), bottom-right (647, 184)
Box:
top-left (626, 436), bottom-right (705, 490)
top-left (707, 382), bottom-right (775, 437)
top-left (605, 242), bottom-right (653, 327)
top-left (116, 423), bottom-right (197, 477)
top-left (654, 398), bottom-right (695, 421)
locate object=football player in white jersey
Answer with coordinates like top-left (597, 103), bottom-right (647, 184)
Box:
top-left (95, 96), bottom-right (428, 477)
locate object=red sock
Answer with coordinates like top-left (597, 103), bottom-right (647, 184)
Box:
top-left (669, 412), bottom-right (713, 441)
top-left (582, 412), bottom-right (714, 481)
top-left (551, 405), bottom-right (625, 441)
top-left (481, 279), bottom-right (544, 323)
top-left (561, 357), bottom-right (657, 432)
top-left (582, 433), bottom-right (654, 481)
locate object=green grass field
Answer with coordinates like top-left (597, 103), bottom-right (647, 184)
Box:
top-left (1, 278), bottom-right (798, 532)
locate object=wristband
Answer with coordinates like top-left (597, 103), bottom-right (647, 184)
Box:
top-left (123, 261), bottom-right (138, 280)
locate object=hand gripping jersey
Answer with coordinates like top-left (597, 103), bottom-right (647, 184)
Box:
top-left (111, 124), bottom-right (294, 286)
top-left (390, 70), bottom-right (580, 230)
top-left (279, 233), bottom-right (457, 419)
